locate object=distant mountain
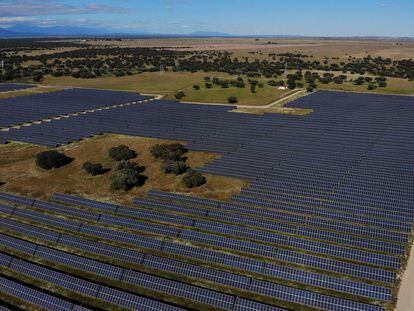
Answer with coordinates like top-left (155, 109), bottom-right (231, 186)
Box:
top-left (7, 25), bottom-right (112, 36)
top-left (0, 28), bottom-right (22, 38)
top-left (188, 31), bottom-right (233, 37)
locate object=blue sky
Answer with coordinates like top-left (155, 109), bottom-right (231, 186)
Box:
top-left (0, 0), bottom-right (413, 36)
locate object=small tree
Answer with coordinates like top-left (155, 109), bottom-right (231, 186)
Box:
top-left (183, 170), bottom-right (206, 188)
top-left (250, 83), bottom-right (256, 93)
top-left (150, 143), bottom-right (188, 161)
top-left (287, 79), bottom-right (297, 89)
top-left (83, 161), bottom-right (106, 176)
top-left (367, 84), bottom-right (377, 90)
top-left (110, 161), bottom-right (146, 190)
top-left (108, 145), bottom-right (137, 161)
top-left (175, 91), bottom-right (185, 100)
top-left (227, 96), bottom-right (238, 104)
top-left (377, 81), bottom-right (387, 87)
top-left (36, 150), bottom-right (72, 170)
top-left (162, 160), bottom-right (188, 175)
top-left (33, 73), bottom-right (44, 83)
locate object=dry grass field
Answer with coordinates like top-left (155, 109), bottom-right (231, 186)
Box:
top-left (85, 38), bottom-right (414, 60)
top-left (0, 134), bottom-right (249, 205)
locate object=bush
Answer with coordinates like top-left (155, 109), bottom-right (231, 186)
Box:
top-left (378, 81), bottom-right (387, 87)
top-left (162, 160), bottom-right (188, 175)
top-left (287, 79), bottom-right (297, 89)
top-left (205, 82), bottom-right (212, 89)
top-left (175, 91), bottom-right (185, 99)
top-left (36, 150), bottom-right (73, 170)
top-left (83, 161), bottom-right (106, 176)
top-left (227, 96), bottom-right (238, 104)
top-left (108, 145), bottom-right (137, 161)
top-left (193, 85), bottom-right (200, 90)
top-left (110, 161), bottom-right (146, 190)
top-left (183, 170), bottom-right (206, 188)
top-left (150, 143), bottom-right (188, 161)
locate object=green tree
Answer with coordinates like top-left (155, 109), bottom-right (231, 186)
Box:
top-left (36, 151), bottom-right (73, 170)
top-left (227, 96), bottom-right (238, 104)
top-left (108, 145), bottom-right (137, 161)
top-left (162, 160), bottom-right (188, 175)
top-left (110, 161), bottom-right (146, 190)
top-left (83, 161), bottom-right (106, 176)
top-left (183, 170), bottom-right (206, 188)
top-left (175, 91), bottom-right (185, 99)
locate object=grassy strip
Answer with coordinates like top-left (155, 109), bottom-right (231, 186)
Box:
top-left (0, 217), bottom-right (387, 308)
top-left (0, 290), bottom-right (47, 311)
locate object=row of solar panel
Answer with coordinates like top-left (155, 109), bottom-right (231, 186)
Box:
top-left (0, 202), bottom-right (396, 302)
top-left (0, 225), bottom-right (387, 310)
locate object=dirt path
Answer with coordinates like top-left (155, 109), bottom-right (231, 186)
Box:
top-left (396, 244), bottom-right (414, 311)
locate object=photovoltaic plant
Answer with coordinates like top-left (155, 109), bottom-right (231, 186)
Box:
top-left (0, 90), bottom-right (413, 310)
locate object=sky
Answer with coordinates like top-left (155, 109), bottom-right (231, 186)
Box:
top-left (0, 0), bottom-right (413, 37)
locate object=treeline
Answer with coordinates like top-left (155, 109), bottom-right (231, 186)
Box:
top-left (0, 39), bottom-right (413, 82)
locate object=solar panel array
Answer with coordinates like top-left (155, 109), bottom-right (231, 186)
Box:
top-left (0, 83), bottom-right (35, 93)
top-left (1, 90), bottom-right (413, 310)
top-left (0, 87), bottom-right (152, 128)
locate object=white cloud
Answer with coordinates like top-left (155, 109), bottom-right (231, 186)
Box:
top-left (0, 0), bottom-right (135, 17)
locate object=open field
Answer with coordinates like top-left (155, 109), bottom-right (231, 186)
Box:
top-left (42, 72), bottom-right (293, 106)
top-left (0, 134), bottom-right (248, 203)
top-left (85, 38), bottom-right (414, 60)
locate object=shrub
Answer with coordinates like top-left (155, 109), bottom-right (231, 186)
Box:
top-left (306, 86), bottom-right (314, 93)
top-left (193, 85), bottom-right (200, 90)
top-left (268, 80), bottom-right (278, 87)
top-left (108, 145), bottom-right (137, 161)
top-left (162, 160), bottom-right (188, 175)
top-left (110, 161), bottom-right (146, 191)
top-left (227, 96), bottom-right (238, 104)
top-left (36, 150), bottom-right (72, 170)
top-left (183, 170), bottom-right (206, 188)
top-left (287, 79), bottom-right (297, 89)
top-left (150, 143), bottom-right (188, 161)
top-left (83, 161), bottom-right (106, 176)
top-left (205, 82), bottom-right (212, 89)
top-left (175, 91), bottom-right (185, 100)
